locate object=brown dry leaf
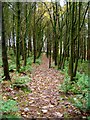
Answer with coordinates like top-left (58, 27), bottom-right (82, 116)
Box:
top-left (24, 107), bottom-right (30, 112)
top-left (42, 106), bottom-right (48, 109)
top-left (48, 104), bottom-right (54, 108)
top-left (13, 97), bottom-right (18, 100)
top-left (29, 100), bottom-right (34, 104)
top-left (53, 112), bottom-right (63, 117)
top-left (3, 96), bottom-right (7, 101)
top-left (41, 109), bottom-right (48, 113)
top-left (37, 111), bottom-right (41, 115)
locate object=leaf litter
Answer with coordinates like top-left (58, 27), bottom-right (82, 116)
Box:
top-left (1, 54), bottom-right (86, 119)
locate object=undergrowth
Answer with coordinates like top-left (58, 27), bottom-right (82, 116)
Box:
top-left (0, 97), bottom-right (20, 119)
top-left (8, 49), bottom-right (41, 73)
top-left (59, 60), bottom-right (88, 112)
top-left (12, 75), bottom-right (32, 93)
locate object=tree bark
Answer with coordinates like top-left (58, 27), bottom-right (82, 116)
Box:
top-left (33, 2), bottom-right (36, 63)
top-left (88, 1), bottom-right (90, 110)
top-left (16, 2), bottom-right (20, 72)
top-left (69, 2), bottom-right (74, 81)
top-left (73, 2), bottom-right (81, 78)
top-left (2, 2), bottom-right (10, 80)
top-left (24, 3), bottom-right (27, 66)
top-left (12, 6), bottom-right (16, 55)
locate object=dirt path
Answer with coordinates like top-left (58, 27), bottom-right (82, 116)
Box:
top-left (20, 54), bottom-right (81, 118)
top-left (1, 54), bottom-right (86, 119)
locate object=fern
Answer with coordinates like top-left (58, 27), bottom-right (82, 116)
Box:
top-left (0, 99), bottom-right (18, 114)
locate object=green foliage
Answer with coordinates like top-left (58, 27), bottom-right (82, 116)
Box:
top-left (59, 64), bottom-right (72, 93)
top-left (12, 75), bottom-right (32, 93)
top-left (59, 64), bottom-right (88, 111)
top-left (61, 60), bottom-right (88, 75)
top-left (0, 99), bottom-right (18, 114)
top-left (77, 60), bottom-right (88, 75)
top-left (8, 49), bottom-right (16, 63)
top-left (0, 77), bottom-right (5, 83)
top-left (76, 72), bottom-right (88, 93)
top-left (8, 50), bottom-right (16, 71)
top-left (20, 56), bottom-right (41, 73)
top-left (27, 56), bottom-right (41, 65)
top-left (27, 57), bottom-right (33, 65)
top-left (12, 75), bottom-right (31, 87)
top-left (87, 116), bottom-right (90, 120)
top-left (1, 114), bottom-right (22, 120)
top-left (0, 57), bottom-right (3, 82)
top-left (0, 58), bottom-right (2, 67)
top-left (9, 63), bottom-right (16, 71)
top-left (20, 66), bottom-right (32, 73)
top-left (21, 86), bottom-right (32, 93)
top-left (8, 51), bottom-right (41, 73)
top-left (59, 78), bottom-right (72, 93)
top-left (36, 57), bottom-right (41, 65)
top-left (69, 92), bottom-right (88, 111)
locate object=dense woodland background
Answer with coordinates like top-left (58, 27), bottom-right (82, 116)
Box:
top-left (0, 1), bottom-right (90, 119)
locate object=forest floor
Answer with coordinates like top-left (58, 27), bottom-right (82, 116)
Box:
top-left (1, 53), bottom-right (87, 119)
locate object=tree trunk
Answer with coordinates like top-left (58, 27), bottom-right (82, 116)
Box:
top-left (16, 2), bottom-right (20, 72)
top-left (73, 2), bottom-right (81, 78)
top-left (33, 3), bottom-right (36, 63)
top-left (2, 3), bottom-right (10, 80)
top-left (49, 35), bottom-right (52, 68)
top-left (47, 37), bottom-right (49, 58)
top-left (12, 11), bottom-right (16, 55)
top-left (88, 1), bottom-right (90, 110)
top-left (28, 29), bottom-right (32, 57)
top-left (24, 3), bottom-right (27, 66)
top-left (58, 16), bottom-right (62, 69)
top-left (69, 2), bottom-right (74, 81)
top-left (87, 2), bottom-right (90, 61)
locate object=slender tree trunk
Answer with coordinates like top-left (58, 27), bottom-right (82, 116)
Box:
top-left (58, 16), bottom-right (62, 69)
top-left (28, 29), bottom-right (32, 57)
top-left (69, 2), bottom-right (74, 81)
top-left (88, 1), bottom-right (90, 110)
top-left (65, 1), bottom-right (68, 61)
top-left (27, 3), bottom-right (32, 57)
top-left (52, 3), bottom-right (58, 66)
top-left (87, 2), bottom-right (90, 61)
top-left (8, 38), bottom-right (11, 51)
top-left (83, 36), bottom-right (86, 61)
top-left (66, 2), bottom-right (69, 60)
top-left (49, 35), bottom-right (52, 68)
top-left (47, 37), bottom-right (49, 58)
top-left (33, 3), bottom-right (36, 63)
top-left (16, 2), bottom-right (20, 72)
top-left (2, 3), bottom-right (10, 80)
top-left (73, 2), bottom-right (81, 77)
top-left (20, 25), bottom-right (24, 60)
top-left (12, 10), bottom-right (16, 55)
top-left (24, 3), bottom-right (27, 66)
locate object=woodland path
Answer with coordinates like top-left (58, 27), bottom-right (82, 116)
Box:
top-left (20, 53), bottom-right (82, 118)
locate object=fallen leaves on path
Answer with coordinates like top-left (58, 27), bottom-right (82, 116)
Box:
top-left (1, 54), bottom-right (85, 119)
top-left (19, 54), bottom-right (82, 118)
